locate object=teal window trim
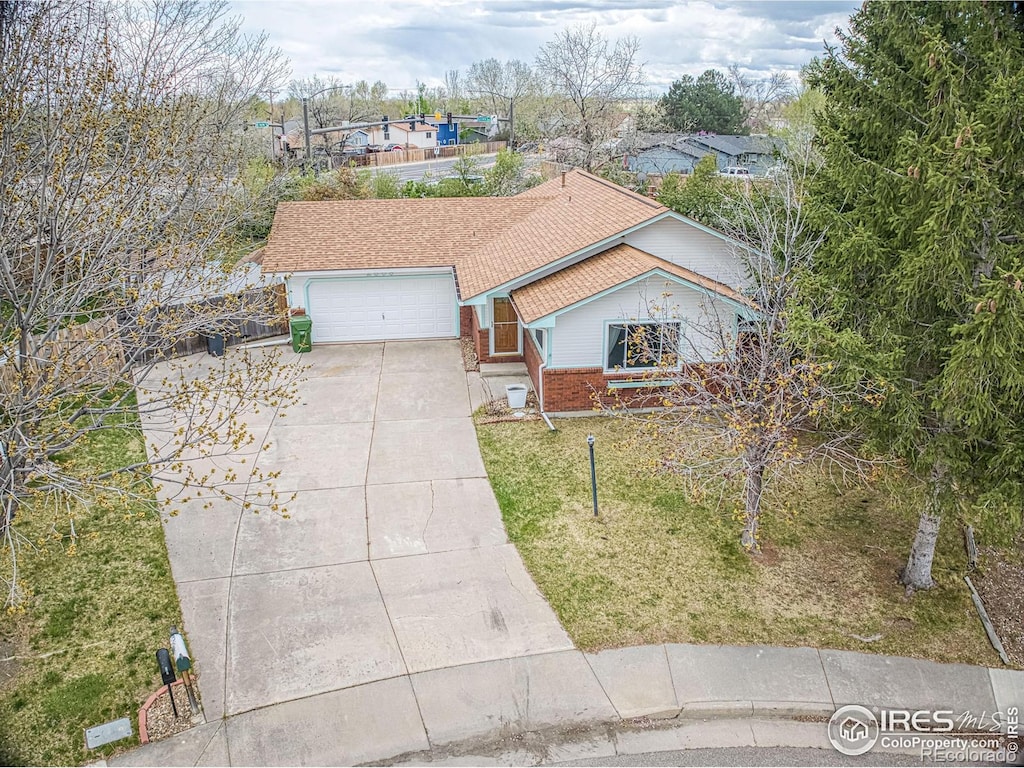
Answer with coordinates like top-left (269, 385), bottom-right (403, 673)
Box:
top-left (602, 318), bottom-right (683, 375)
top-left (606, 379), bottom-right (674, 389)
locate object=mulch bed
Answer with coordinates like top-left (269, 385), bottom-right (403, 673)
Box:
top-left (143, 681), bottom-right (203, 742)
top-left (460, 337), bottom-right (479, 372)
top-left (974, 545), bottom-right (1024, 667)
top-left (476, 391), bottom-right (544, 424)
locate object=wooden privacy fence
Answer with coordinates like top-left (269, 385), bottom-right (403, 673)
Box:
top-left (0, 316), bottom-right (125, 393)
top-left (1, 285), bottom-right (288, 392)
top-left (336, 141), bottom-right (507, 169)
top-left (119, 284), bottom-right (289, 367)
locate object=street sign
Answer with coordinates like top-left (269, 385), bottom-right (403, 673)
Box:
top-left (476, 115), bottom-right (492, 123)
top-left (253, 121), bottom-right (270, 128)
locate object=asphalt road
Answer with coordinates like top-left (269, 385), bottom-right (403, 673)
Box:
top-left (366, 152), bottom-right (499, 182)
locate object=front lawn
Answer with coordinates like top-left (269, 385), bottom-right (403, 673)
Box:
top-left (476, 416), bottom-right (997, 665)
top-left (0, 419), bottom-right (183, 766)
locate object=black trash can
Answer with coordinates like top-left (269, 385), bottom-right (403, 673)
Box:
top-left (206, 333), bottom-right (225, 357)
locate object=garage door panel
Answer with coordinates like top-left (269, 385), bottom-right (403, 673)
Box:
top-left (307, 274), bottom-right (457, 343)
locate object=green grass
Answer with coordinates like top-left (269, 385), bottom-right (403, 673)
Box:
top-left (0, 418), bottom-right (183, 766)
top-left (476, 416), bottom-right (997, 665)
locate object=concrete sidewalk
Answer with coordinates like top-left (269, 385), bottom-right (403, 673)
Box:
top-left (109, 643), bottom-right (1023, 766)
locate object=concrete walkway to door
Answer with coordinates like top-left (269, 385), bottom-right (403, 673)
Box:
top-left (118, 340), bottom-right (577, 765)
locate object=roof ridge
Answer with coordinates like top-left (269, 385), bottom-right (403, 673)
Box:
top-left (570, 169), bottom-right (666, 210)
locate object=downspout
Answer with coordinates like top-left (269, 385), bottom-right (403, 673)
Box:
top-left (537, 360), bottom-right (556, 431)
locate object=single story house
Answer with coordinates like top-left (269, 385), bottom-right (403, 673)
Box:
top-left (620, 133), bottom-right (784, 177)
top-left (262, 169), bottom-right (754, 412)
top-left (683, 134), bottom-right (783, 176)
top-left (623, 134), bottom-right (712, 176)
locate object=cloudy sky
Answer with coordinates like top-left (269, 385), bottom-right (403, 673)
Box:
top-left (230, 0), bottom-right (860, 93)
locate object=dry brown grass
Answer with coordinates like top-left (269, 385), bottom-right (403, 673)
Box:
top-left (476, 415), bottom-right (999, 665)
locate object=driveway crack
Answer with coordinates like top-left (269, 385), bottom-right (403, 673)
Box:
top-left (420, 480), bottom-right (436, 548)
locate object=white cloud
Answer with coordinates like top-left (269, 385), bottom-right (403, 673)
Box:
top-left (230, 0), bottom-right (858, 90)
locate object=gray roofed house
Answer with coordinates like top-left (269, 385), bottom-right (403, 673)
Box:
top-left (684, 134), bottom-right (784, 175)
top-left (623, 133), bottom-right (784, 177)
top-left (623, 133), bottom-right (713, 176)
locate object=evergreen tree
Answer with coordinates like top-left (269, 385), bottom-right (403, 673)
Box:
top-left (660, 70), bottom-right (746, 134)
top-left (804, 1), bottom-right (1024, 590)
top-left (656, 156), bottom-right (724, 225)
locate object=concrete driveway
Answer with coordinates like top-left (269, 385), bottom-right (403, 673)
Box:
top-left (135, 340), bottom-right (574, 761)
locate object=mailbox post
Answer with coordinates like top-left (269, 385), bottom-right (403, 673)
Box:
top-left (170, 626), bottom-right (200, 714)
top-left (155, 648), bottom-right (179, 718)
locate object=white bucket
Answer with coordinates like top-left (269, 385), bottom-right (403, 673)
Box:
top-left (505, 384), bottom-right (528, 409)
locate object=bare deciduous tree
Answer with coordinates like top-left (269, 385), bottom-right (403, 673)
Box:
top-left (603, 165), bottom-right (885, 551)
top-left (727, 65), bottom-right (795, 133)
top-left (535, 22), bottom-right (645, 171)
top-left (0, 0), bottom-right (299, 605)
top-left (466, 58), bottom-right (535, 116)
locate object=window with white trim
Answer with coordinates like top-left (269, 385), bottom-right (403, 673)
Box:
top-left (606, 322), bottom-right (680, 370)
top-left (426, 131), bottom-right (433, 139)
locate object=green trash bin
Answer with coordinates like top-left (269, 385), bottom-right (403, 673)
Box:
top-left (289, 315), bottom-right (312, 353)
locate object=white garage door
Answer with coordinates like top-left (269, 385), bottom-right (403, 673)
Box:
top-left (306, 273), bottom-right (458, 343)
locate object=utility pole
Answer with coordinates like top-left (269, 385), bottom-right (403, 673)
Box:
top-left (268, 89), bottom-right (279, 160)
top-left (302, 97), bottom-right (312, 165)
top-left (509, 97), bottom-right (515, 149)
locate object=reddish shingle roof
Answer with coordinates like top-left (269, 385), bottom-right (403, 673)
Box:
top-left (510, 244), bottom-right (751, 324)
top-left (261, 169), bottom-right (672, 299)
top-left (457, 171), bottom-right (666, 298)
top-left (261, 197), bottom-right (547, 275)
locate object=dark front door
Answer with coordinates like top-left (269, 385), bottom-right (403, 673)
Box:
top-left (492, 297), bottom-right (519, 354)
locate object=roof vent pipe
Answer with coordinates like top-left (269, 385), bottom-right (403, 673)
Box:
top-left (561, 171), bottom-right (566, 188)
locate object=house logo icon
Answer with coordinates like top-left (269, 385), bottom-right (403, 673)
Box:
top-left (828, 704), bottom-right (879, 755)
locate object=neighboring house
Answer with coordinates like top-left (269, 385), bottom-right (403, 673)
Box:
top-left (458, 125), bottom-right (488, 144)
top-left (437, 122), bottom-right (460, 146)
top-left (279, 122), bottom-right (370, 157)
top-left (261, 170), bottom-right (754, 412)
top-left (683, 134), bottom-right (783, 176)
top-left (623, 134), bottom-right (712, 176)
top-left (457, 119), bottom-right (494, 144)
top-left (367, 120), bottom-right (438, 149)
top-left (620, 133), bottom-right (783, 177)
top-left (343, 129), bottom-right (370, 148)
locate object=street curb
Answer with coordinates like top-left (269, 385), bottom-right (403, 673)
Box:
top-left (677, 701), bottom-right (835, 720)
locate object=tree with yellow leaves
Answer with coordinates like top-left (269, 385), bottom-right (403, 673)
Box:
top-left (0, 0), bottom-right (298, 605)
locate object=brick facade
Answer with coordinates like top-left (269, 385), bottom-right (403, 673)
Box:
top-left (463, 304), bottom-right (525, 365)
top-left (465, 305), bottom-right (660, 412)
top-left (541, 368), bottom-right (668, 412)
top-left (459, 305), bottom-right (474, 337)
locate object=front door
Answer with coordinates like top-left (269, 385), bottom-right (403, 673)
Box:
top-left (492, 297), bottom-right (519, 354)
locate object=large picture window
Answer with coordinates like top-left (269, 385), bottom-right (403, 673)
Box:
top-left (606, 322), bottom-right (680, 371)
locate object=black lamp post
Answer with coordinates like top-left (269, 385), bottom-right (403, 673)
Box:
top-left (587, 435), bottom-right (598, 517)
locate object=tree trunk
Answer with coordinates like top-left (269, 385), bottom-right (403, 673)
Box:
top-left (0, 454), bottom-right (17, 538)
top-left (741, 454), bottom-right (764, 553)
top-left (900, 462), bottom-right (946, 591)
